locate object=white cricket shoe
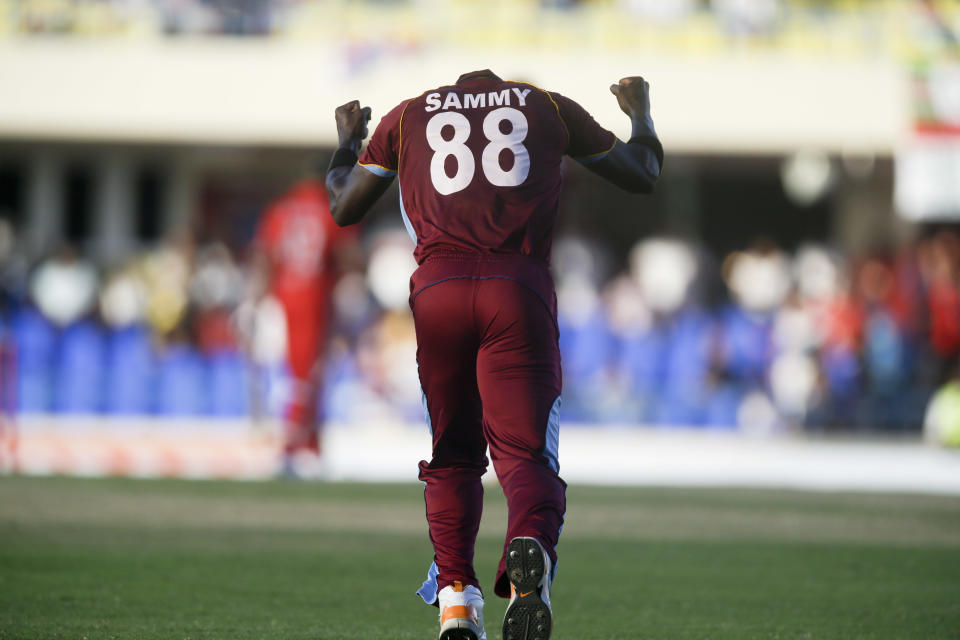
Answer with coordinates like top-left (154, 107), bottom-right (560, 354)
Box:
top-left (437, 580), bottom-right (486, 640)
top-left (502, 537), bottom-right (552, 640)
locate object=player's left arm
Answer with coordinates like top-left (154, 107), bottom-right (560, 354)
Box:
top-left (326, 100), bottom-right (394, 227)
top-left (584, 77), bottom-right (663, 194)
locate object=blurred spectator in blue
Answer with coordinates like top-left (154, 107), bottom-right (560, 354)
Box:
top-left (856, 256), bottom-right (910, 430)
top-left (325, 229), bottom-right (420, 425)
top-left (26, 243), bottom-right (102, 413)
top-left (710, 239), bottom-right (791, 432)
top-left (554, 237), bottom-right (616, 422)
top-left (100, 265), bottom-right (155, 415)
top-left (720, 240), bottom-right (788, 382)
top-left (628, 237), bottom-right (711, 426)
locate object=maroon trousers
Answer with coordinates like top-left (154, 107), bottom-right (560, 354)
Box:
top-left (411, 255), bottom-right (566, 602)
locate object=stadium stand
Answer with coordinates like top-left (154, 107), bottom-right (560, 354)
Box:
top-left (0, 0), bottom-right (958, 461)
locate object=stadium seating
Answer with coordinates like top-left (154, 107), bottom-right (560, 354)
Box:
top-left (718, 306), bottom-right (773, 384)
top-left (103, 325), bottom-right (155, 415)
top-left (207, 349), bottom-right (249, 417)
top-left (54, 320), bottom-right (106, 414)
top-left (658, 309), bottom-right (713, 426)
top-left (11, 307), bottom-right (57, 413)
top-left (154, 344), bottom-right (207, 416)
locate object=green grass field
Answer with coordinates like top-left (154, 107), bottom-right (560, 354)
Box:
top-left (1, 476), bottom-right (959, 639)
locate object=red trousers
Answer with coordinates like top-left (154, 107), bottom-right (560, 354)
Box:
top-left (411, 255), bottom-right (566, 603)
top-left (277, 291), bottom-right (328, 454)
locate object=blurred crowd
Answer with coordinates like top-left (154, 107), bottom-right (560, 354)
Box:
top-left (1, 209), bottom-right (959, 434)
top-left (6, 0), bottom-right (954, 57)
top-left (553, 232), bottom-right (960, 432)
top-left (0, 218), bottom-right (425, 424)
top-left (4, 0), bottom-right (789, 37)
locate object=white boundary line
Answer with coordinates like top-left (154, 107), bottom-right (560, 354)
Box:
top-left (4, 416), bottom-right (960, 494)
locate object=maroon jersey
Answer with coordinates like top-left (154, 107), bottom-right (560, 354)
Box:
top-left (358, 71), bottom-right (616, 265)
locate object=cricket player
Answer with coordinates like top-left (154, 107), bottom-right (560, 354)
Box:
top-left (326, 70), bottom-right (661, 640)
top-left (252, 179), bottom-right (353, 471)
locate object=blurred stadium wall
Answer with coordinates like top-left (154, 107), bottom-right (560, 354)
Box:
top-left (0, 0), bottom-right (940, 259)
top-left (1, 0), bottom-right (960, 484)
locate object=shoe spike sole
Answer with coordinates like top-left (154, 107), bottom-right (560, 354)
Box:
top-left (502, 537), bottom-right (552, 640)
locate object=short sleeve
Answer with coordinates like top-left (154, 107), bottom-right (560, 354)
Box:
top-left (550, 92), bottom-right (617, 164)
top-left (358, 101), bottom-right (408, 178)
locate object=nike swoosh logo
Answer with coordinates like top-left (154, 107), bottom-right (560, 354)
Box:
top-left (519, 591), bottom-right (533, 598)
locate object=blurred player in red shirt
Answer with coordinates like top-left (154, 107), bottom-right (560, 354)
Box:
top-left (253, 179), bottom-right (353, 472)
top-left (326, 71), bottom-right (661, 640)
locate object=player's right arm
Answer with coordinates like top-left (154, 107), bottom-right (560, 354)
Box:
top-left (583, 77), bottom-right (663, 194)
top-left (325, 100), bottom-right (395, 227)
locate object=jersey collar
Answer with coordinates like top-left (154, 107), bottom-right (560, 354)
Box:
top-left (456, 69), bottom-right (502, 84)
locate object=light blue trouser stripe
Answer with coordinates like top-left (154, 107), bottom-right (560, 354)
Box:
top-left (552, 511), bottom-right (565, 583)
top-left (415, 397), bottom-right (560, 603)
top-left (417, 560), bottom-right (440, 605)
top-left (418, 386), bottom-right (436, 605)
top-left (544, 395), bottom-right (561, 473)
top-left (549, 396), bottom-right (562, 582)
top-left (420, 386), bottom-right (433, 435)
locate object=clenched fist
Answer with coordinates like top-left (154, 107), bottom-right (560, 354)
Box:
top-left (335, 100), bottom-right (372, 152)
top-left (609, 77), bottom-right (651, 120)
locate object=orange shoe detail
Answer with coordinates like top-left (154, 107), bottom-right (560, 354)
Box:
top-left (441, 605), bottom-right (476, 624)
